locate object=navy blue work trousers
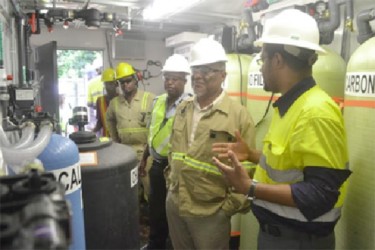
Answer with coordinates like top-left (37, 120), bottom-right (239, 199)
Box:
top-left (148, 158), bottom-right (169, 249)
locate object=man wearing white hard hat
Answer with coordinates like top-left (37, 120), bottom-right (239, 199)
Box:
top-left (139, 54), bottom-right (192, 250)
top-left (213, 9), bottom-right (351, 249)
top-left (165, 38), bottom-right (256, 249)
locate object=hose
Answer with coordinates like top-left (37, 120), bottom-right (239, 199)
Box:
top-left (11, 122), bottom-right (35, 149)
top-left (1, 121), bottom-right (52, 173)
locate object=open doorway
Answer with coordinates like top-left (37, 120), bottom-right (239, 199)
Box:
top-left (57, 49), bottom-right (103, 136)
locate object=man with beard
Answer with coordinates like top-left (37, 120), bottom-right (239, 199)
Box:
top-left (212, 9), bottom-right (351, 250)
top-left (165, 38), bottom-right (256, 249)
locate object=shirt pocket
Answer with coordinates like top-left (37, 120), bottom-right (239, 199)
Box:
top-left (208, 129), bottom-right (235, 143)
top-left (263, 138), bottom-right (288, 171)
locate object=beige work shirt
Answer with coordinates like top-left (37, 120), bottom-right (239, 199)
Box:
top-left (106, 90), bottom-right (155, 156)
top-left (167, 92), bottom-right (256, 217)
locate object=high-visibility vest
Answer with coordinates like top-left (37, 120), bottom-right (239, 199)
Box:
top-left (253, 85), bottom-right (349, 223)
top-left (148, 94), bottom-right (174, 157)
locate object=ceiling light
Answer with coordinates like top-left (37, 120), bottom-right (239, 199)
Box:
top-left (143, 0), bottom-right (202, 21)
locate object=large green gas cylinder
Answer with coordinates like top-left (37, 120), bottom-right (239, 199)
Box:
top-left (222, 53), bottom-right (253, 249)
top-left (335, 37), bottom-right (375, 250)
top-left (313, 46), bottom-right (347, 109)
top-left (223, 54), bottom-right (253, 107)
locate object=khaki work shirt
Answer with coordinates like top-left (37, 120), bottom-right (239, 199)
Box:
top-left (106, 90), bottom-right (155, 157)
top-left (167, 92), bottom-right (256, 217)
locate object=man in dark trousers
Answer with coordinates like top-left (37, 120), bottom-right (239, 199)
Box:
top-left (140, 54), bottom-right (192, 250)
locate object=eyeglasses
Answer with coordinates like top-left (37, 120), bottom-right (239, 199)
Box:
top-left (191, 66), bottom-right (222, 76)
top-left (104, 81), bottom-right (117, 88)
top-left (118, 77), bottom-right (133, 85)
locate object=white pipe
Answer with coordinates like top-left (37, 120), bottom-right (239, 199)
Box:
top-left (11, 122), bottom-right (36, 149)
top-left (0, 125), bottom-right (11, 147)
top-left (1, 122), bottom-right (53, 174)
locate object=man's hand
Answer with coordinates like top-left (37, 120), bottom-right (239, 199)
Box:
top-left (212, 150), bottom-right (251, 195)
top-left (212, 130), bottom-right (251, 162)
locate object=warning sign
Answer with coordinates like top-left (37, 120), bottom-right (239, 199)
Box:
top-left (345, 73), bottom-right (375, 97)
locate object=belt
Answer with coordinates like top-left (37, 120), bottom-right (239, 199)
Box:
top-left (260, 223), bottom-right (331, 240)
top-left (153, 158), bottom-right (169, 166)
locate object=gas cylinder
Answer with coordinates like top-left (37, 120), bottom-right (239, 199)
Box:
top-left (69, 131), bottom-right (139, 250)
top-left (38, 134), bottom-right (86, 250)
top-left (335, 37), bottom-right (375, 250)
top-left (224, 54), bottom-right (253, 106)
top-left (313, 45), bottom-right (347, 109)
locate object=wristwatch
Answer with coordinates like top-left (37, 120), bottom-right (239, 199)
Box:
top-left (247, 180), bottom-right (258, 201)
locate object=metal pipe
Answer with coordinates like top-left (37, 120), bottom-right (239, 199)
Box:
top-left (318, 0), bottom-right (340, 44)
top-left (237, 8), bottom-right (258, 52)
top-left (15, 16), bottom-right (25, 87)
top-left (356, 8), bottom-right (375, 44)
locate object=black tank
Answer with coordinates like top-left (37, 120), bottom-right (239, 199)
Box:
top-left (70, 131), bottom-right (139, 250)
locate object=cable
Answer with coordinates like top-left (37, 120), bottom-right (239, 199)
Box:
top-left (142, 60), bottom-right (162, 80)
top-left (255, 92), bottom-right (274, 128)
top-left (236, 54), bottom-right (244, 106)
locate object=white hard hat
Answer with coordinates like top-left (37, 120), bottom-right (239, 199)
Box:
top-left (254, 9), bottom-right (326, 54)
top-left (162, 54), bottom-right (191, 74)
top-left (190, 38), bottom-right (228, 66)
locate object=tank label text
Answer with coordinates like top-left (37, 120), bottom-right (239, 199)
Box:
top-left (130, 166), bottom-right (138, 188)
top-left (345, 73), bottom-right (375, 97)
top-left (50, 163), bottom-right (82, 195)
top-left (248, 73), bottom-right (264, 88)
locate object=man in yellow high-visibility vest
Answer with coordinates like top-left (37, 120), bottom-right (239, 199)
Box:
top-left (140, 54), bottom-right (192, 250)
top-left (213, 9), bottom-right (351, 250)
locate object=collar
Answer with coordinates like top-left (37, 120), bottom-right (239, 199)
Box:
top-left (119, 89), bottom-right (142, 103)
top-left (193, 90), bottom-right (226, 112)
top-left (171, 92), bottom-right (192, 108)
top-left (273, 77), bottom-right (316, 117)
top-left (191, 90), bottom-right (231, 115)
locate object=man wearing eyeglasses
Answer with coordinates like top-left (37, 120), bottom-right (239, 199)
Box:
top-left (212, 9), bottom-right (351, 250)
top-left (139, 54), bottom-right (192, 250)
top-left (165, 38), bottom-right (256, 249)
top-left (106, 62), bottom-right (155, 202)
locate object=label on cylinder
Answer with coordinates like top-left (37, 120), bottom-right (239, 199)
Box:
top-left (345, 73), bottom-right (375, 97)
top-left (49, 162), bottom-right (82, 195)
top-left (248, 73), bottom-right (264, 88)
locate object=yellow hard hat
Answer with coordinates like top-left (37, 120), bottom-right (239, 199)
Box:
top-left (116, 62), bottom-right (136, 80)
top-left (101, 68), bottom-right (116, 82)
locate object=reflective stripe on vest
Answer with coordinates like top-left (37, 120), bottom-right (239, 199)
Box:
top-left (114, 92), bottom-right (150, 136)
top-left (142, 92), bottom-right (150, 112)
top-left (172, 152), bottom-right (255, 175)
top-left (148, 94), bottom-right (174, 157)
top-left (253, 154), bottom-right (350, 222)
top-left (98, 96), bottom-right (109, 137)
